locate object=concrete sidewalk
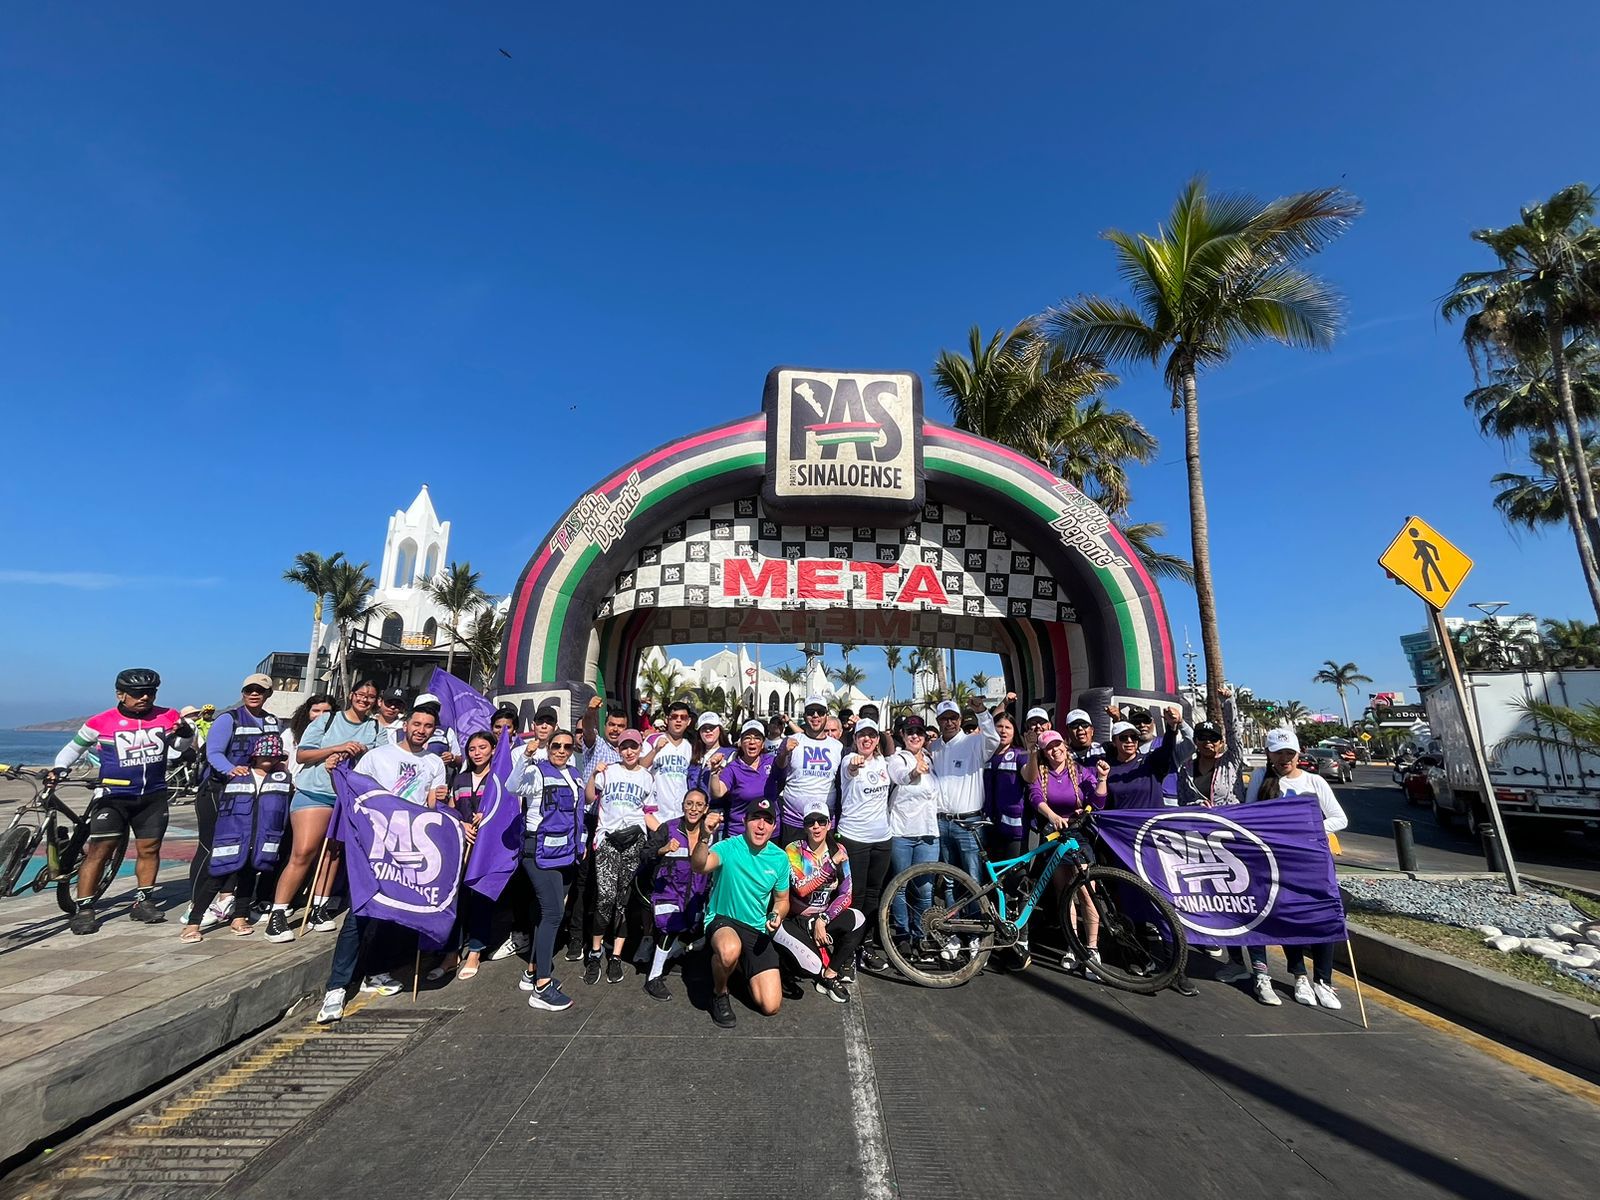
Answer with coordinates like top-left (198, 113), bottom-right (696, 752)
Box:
top-left (0, 788), bottom-right (334, 1163)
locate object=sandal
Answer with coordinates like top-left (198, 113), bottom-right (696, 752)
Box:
top-left (231, 920), bottom-right (255, 936)
top-left (179, 927), bottom-right (203, 944)
top-left (425, 963), bottom-right (457, 983)
top-left (458, 965), bottom-right (479, 980)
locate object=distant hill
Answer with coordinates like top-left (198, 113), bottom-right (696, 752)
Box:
top-left (17, 718), bottom-right (89, 732)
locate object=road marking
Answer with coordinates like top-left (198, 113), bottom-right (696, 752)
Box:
top-left (1336, 967), bottom-right (1600, 1108)
top-left (842, 991), bottom-right (894, 1200)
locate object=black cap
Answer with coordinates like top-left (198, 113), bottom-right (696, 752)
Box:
top-left (860, 703), bottom-right (880, 720)
top-left (533, 706), bottom-right (559, 724)
top-left (1194, 721), bottom-right (1223, 741)
top-left (746, 798), bottom-right (778, 823)
top-left (380, 687), bottom-right (407, 704)
top-left (1128, 707), bottom-right (1154, 723)
top-left (899, 717), bottom-right (927, 734)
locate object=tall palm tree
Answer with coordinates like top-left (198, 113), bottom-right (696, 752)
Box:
top-left (828, 663), bottom-right (867, 704)
top-left (1281, 700), bottom-right (1311, 726)
top-left (1312, 660), bottom-right (1372, 727)
top-left (1115, 521), bottom-right (1195, 586)
top-left (1492, 434), bottom-right (1600, 535)
top-left (1046, 178), bottom-right (1361, 715)
top-left (426, 561), bottom-right (490, 678)
top-left (773, 664), bottom-right (807, 713)
top-left (461, 608), bottom-right (506, 691)
top-left (327, 560), bottom-right (388, 695)
top-left (881, 646), bottom-right (903, 709)
top-left (1542, 618), bottom-right (1600, 668)
top-left (969, 671), bottom-right (992, 705)
top-left (1443, 184), bottom-right (1600, 545)
top-left (283, 551), bottom-right (345, 692)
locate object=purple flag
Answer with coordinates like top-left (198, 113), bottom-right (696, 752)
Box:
top-left (1091, 797), bottom-right (1347, 946)
top-left (427, 668), bottom-right (496, 747)
top-left (464, 731), bottom-right (522, 901)
top-left (330, 765), bottom-right (466, 946)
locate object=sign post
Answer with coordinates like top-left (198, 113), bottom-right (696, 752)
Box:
top-left (1379, 516), bottom-right (1520, 894)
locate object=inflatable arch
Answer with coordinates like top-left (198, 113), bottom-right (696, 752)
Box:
top-left (497, 368), bottom-right (1179, 726)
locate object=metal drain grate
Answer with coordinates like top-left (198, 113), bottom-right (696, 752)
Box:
top-left (2, 1009), bottom-right (443, 1200)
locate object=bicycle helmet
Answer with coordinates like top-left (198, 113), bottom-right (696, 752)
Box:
top-left (115, 667), bottom-right (162, 691)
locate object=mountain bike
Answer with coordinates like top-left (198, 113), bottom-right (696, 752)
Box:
top-left (0, 766), bottom-right (131, 915)
top-left (877, 813), bottom-right (1187, 994)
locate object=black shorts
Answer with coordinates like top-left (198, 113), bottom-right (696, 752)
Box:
top-left (708, 915), bottom-right (780, 978)
top-left (89, 792), bottom-right (170, 842)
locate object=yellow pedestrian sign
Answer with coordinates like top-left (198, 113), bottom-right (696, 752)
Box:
top-left (1379, 515), bottom-right (1473, 610)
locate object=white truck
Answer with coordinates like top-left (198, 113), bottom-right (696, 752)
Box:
top-left (1422, 668), bottom-right (1600, 832)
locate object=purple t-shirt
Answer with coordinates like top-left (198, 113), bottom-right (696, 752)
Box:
top-left (986, 747), bottom-right (1030, 834)
top-left (1030, 764), bottom-right (1097, 817)
top-left (717, 752), bottom-right (775, 837)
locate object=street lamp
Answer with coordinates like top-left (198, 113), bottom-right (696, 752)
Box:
top-left (1469, 601), bottom-right (1513, 667)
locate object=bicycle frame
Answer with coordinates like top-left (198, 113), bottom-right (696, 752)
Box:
top-left (981, 832), bottom-right (1089, 932)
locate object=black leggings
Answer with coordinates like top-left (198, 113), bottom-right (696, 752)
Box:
top-left (775, 909), bottom-right (867, 977)
top-left (837, 836), bottom-right (892, 947)
top-left (187, 779), bottom-right (224, 918)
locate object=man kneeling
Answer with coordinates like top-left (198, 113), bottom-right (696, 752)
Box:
top-left (692, 796), bottom-right (790, 1027)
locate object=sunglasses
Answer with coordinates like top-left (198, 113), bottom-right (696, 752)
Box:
top-left (123, 688), bottom-right (157, 699)
top-left (549, 741), bottom-right (575, 750)
top-left (243, 686), bottom-right (270, 696)
top-left (1113, 733), bottom-right (1140, 742)
top-left (1195, 734), bottom-right (1223, 743)
top-left (804, 708), bottom-right (826, 717)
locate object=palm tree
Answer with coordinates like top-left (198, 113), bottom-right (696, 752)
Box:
top-left (326, 560), bottom-right (388, 695)
top-left (828, 663), bottom-right (867, 705)
top-left (773, 665), bottom-right (807, 714)
top-left (1443, 184), bottom-right (1600, 546)
top-left (1312, 660), bottom-right (1373, 727)
top-left (1498, 697), bottom-right (1600, 756)
top-left (460, 607), bottom-right (506, 692)
top-left (1045, 178), bottom-right (1361, 715)
top-left (283, 551), bottom-right (345, 692)
top-left (881, 647), bottom-right (903, 709)
top-left (688, 684), bottom-right (729, 719)
top-left (1542, 618), bottom-right (1600, 668)
top-left (637, 662), bottom-right (685, 715)
top-left (426, 561), bottom-right (490, 678)
top-left (1115, 520), bottom-right (1195, 586)
top-left (1280, 700), bottom-right (1311, 726)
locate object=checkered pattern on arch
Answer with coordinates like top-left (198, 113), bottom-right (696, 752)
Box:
top-left (595, 497), bottom-right (1077, 625)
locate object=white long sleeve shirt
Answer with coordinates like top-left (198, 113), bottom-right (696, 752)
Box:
top-left (1243, 770), bottom-right (1348, 832)
top-left (929, 710), bottom-right (1000, 816)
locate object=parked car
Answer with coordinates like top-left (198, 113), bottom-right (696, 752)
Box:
top-left (1400, 754), bottom-right (1449, 813)
top-left (1306, 746), bottom-right (1353, 784)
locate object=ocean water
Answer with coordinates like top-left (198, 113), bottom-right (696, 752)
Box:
top-left (0, 730), bottom-right (75, 767)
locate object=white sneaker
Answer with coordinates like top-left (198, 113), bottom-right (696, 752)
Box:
top-left (360, 973), bottom-right (403, 996)
top-left (1082, 949), bottom-right (1102, 982)
top-left (1312, 981), bottom-right (1342, 1010)
top-left (489, 933), bottom-right (530, 961)
top-left (1202, 945), bottom-right (1227, 960)
top-left (1215, 962), bottom-right (1252, 984)
top-left (939, 935), bottom-right (962, 963)
top-left (316, 989), bottom-right (345, 1023)
top-left (1292, 975), bottom-right (1317, 1006)
top-left (1059, 952), bottom-right (1078, 972)
top-left (1253, 973), bottom-right (1282, 1006)
top-left (201, 896), bottom-right (233, 929)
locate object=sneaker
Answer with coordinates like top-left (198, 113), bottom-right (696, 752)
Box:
top-left (939, 935), bottom-right (962, 963)
top-left (1312, 981), bottom-right (1342, 1010)
top-left (1253, 972), bottom-right (1283, 1006)
top-left (1215, 962), bottom-right (1253, 984)
top-left (490, 933), bottom-right (530, 961)
top-left (1202, 945), bottom-right (1227, 960)
top-left (69, 904), bottom-right (98, 936)
top-left (781, 976), bottom-right (805, 1000)
top-left (836, 965), bottom-right (857, 986)
top-left (644, 977), bottom-right (672, 1001)
top-left (263, 909), bottom-right (293, 943)
top-left (360, 973), bottom-right (403, 997)
top-left (1059, 952), bottom-right (1078, 972)
top-left (710, 993), bottom-right (737, 1028)
top-left (528, 978), bottom-right (573, 1011)
top-left (563, 942), bottom-right (585, 963)
top-left (815, 976), bottom-right (850, 1003)
top-left (316, 989), bottom-right (345, 1023)
top-left (1292, 975), bottom-right (1317, 1007)
top-left (583, 954), bottom-right (602, 986)
top-left (1082, 949), bottom-right (1102, 982)
top-left (307, 905), bottom-right (339, 933)
top-left (605, 956), bottom-right (625, 985)
top-left (201, 897), bottom-right (233, 929)
top-left (129, 897), bottom-right (166, 924)
top-left (518, 969), bottom-right (538, 992)
top-left (859, 947), bottom-right (888, 974)
top-left (1170, 974), bottom-right (1200, 997)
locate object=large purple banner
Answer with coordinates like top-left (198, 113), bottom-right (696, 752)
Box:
top-left (427, 668), bottom-right (496, 747)
top-left (464, 731), bottom-right (521, 902)
top-left (1092, 797), bottom-right (1347, 946)
top-left (330, 765), bottom-right (465, 945)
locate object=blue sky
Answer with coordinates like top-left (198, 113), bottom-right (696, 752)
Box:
top-left (2, 4), bottom-right (1595, 726)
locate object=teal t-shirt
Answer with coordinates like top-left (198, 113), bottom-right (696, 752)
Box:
top-left (706, 834), bottom-right (790, 929)
top-left (296, 711), bottom-right (381, 797)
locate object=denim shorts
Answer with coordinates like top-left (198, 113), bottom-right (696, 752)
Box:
top-left (289, 789), bottom-right (336, 813)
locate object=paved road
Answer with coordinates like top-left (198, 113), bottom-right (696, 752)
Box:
top-left (1330, 766), bottom-right (1600, 890)
top-left (7, 936), bottom-right (1599, 1199)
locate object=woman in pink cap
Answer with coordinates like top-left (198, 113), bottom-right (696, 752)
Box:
top-left (1029, 730), bottom-right (1109, 974)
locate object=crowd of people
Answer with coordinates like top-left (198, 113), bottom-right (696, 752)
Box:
top-left (45, 667), bottom-right (1350, 1026)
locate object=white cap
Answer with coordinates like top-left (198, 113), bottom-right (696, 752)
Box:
top-left (414, 693), bottom-right (441, 707)
top-left (935, 700), bottom-right (960, 717)
top-left (1064, 708), bottom-right (1093, 726)
top-left (1266, 728), bottom-right (1301, 754)
top-left (739, 719), bottom-right (766, 735)
top-left (1025, 706), bottom-right (1051, 723)
top-left (1110, 721), bottom-right (1139, 738)
top-left (804, 694), bottom-right (830, 711)
top-left (854, 717), bottom-right (880, 735)
top-left (696, 711), bottom-right (723, 728)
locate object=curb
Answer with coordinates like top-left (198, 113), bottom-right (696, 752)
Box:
top-left (0, 941), bottom-right (327, 1163)
top-left (1341, 920), bottom-right (1600, 1073)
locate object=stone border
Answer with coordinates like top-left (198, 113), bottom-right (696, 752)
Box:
top-left (1342, 920), bottom-right (1600, 1073)
top-left (0, 939), bottom-right (327, 1163)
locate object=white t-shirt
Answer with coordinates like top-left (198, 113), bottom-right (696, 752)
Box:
top-left (930, 710), bottom-right (1000, 815)
top-left (837, 754), bottom-right (893, 842)
top-left (646, 734), bottom-right (693, 822)
top-left (362, 743), bottom-right (447, 807)
top-left (886, 750), bottom-right (940, 838)
top-left (1243, 770), bottom-right (1348, 832)
top-left (595, 763), bottom-right (653, 835)
top-left (781, 735), bottom-right (844, 814)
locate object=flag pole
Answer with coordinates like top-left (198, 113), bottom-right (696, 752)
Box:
top-left (298, 837), bottom-right (331, 939)
top-left (1345, 937), bottom-right (1370, 1030)
top-left (413, 935), bottom-right (422, 1004)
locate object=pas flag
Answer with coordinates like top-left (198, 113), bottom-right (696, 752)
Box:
top-left (427, 668), bottom-right (497, 748)
top-left (464, 730), bottom-right (522, 902)
top-left (330, 764), bottom-right (466, 946)
top-left (1091, 796), bottom-right (1347, 947)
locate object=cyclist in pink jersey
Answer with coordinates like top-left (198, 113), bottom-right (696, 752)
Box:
top-left (51, 668), bottom-right (193, 933)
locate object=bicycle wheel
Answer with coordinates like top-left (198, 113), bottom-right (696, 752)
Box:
top-left (0, 825), bottom-right (41, 896)
top-left (55, 831), bottom-right (128, 915)
top-left (1060, 866), bottom-right (1187, 995)
top-left (877, 862), bottom-right (995, 988)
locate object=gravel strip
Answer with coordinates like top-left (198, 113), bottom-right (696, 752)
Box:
top-left (1339, 876), bottom-right (1590, 936)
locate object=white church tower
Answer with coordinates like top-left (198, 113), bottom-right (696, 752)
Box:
top-left (369, 485), bottom-right (453, 647)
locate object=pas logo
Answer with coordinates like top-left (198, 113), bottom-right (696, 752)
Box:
top-left (114, 728), bottom-right (166, 767)
top-left (1131, 811), bottom-right (1279, 937)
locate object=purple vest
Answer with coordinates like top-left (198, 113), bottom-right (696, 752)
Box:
top-left (210, 769), bottom-right (292, 875)
top-left (207, 705), bottom-right (282, 782)
top-left (529, 760), bottom-right (583, 869)
top-left (650, 818), bottom-right (711, 932)
top-left (985, 746), bottom-right (1030, 833)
